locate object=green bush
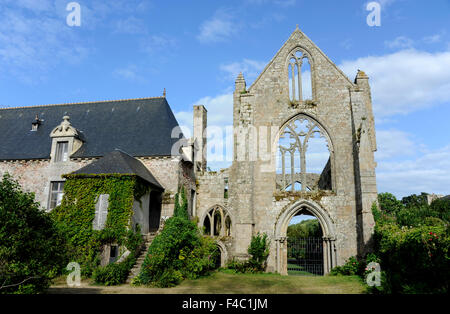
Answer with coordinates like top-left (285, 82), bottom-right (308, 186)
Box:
top-left (247, 233), bottom-right (270, 272)
top-left (372, 200), bottom-right (449, 294)
top-left (0, 173), bottom-right (67, 294)
top-left (138, 188), bottom-right (218, 287)
top-left (92, 255), bottom-right (136, 286)
top-left (227, 233), bottom-right (270, 273)
top-left (329, 256), bottom-right (362, 276)
top-left (174, 187), bottom-right (189, 220)
top-left (92, 226), bottom-right (143, 286)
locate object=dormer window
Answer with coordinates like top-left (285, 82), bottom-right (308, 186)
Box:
top-left (50, 115), bottom-right (83, 163)
top-left (31, 114), bottom-right (42, 131)
top-left (55, 141), bottom-right (69, 162)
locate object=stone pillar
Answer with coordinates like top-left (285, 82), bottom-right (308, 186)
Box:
top-left (193, 105), bottom-right (207, 172)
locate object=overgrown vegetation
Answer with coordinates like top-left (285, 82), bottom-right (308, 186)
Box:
top-left (371, 192), bottom-right (449, 294)
top-left (330, 192), bottom-right (449, 294)
top-left (287, 218), bottom-right (322, 239)
top-left (51, 174), bottom-right (145, 283)
top-left (137, 187), bottom-right (219, 287)
top-left (0, 174), bottom-right (66, 294)
top-left (227, 233), bottom-right (270, 273)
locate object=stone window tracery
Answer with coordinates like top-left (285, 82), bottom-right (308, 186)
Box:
top-left (203, 206), bottom-right (232, 237)
top-left (277, 115), bottom-right (332, 192)
top-left (288, 48), bottom-right (312, 102)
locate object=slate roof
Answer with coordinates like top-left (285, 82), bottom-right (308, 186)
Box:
top-left (0, 97), bottom-right (184, 160)
top-left (72, 149), bottom-right (163, 190)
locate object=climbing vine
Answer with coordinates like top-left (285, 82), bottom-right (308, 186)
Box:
top-left (51, 174), bottom-right (148, 276)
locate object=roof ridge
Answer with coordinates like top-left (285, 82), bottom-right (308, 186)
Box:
top-left (0, 96), bottom-right (166, 111)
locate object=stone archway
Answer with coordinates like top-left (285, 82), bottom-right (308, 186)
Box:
top-left (274, 199), bottom-right (336, 275)
top-left (215, 240), bottom-right (229, 268)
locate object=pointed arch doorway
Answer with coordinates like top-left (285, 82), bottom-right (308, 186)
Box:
top-left (274, 199), bottom-right (337, 275)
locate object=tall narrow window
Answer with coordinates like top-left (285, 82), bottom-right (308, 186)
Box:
top-left (49, 181), bottom-right (64, 210)
top-left (288, 48), bottom-right (312, 102)
top-left (93, 194), bottom-right (109, 230)
top-left (55, 141), bottom-right (69, 162)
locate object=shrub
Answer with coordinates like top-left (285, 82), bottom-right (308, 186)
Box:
top-left (139, 189), bottom-right (218, 287)
top-left (227, 233), bottom-right (270, 273)
top-left (92, 255), bottom-right (136, 286)
top-left (371, 198), bottom-right (450, 294)
top-left (247, 233), bottom-right (270, 272)
top-left (92, 227), bottom-right (143, 286)
top-left (329, 256), bottom-right (362, 276)
top-left (173, 187), bottom-right (189, 220)
top-left (0, 173), bottom-right (67, 294)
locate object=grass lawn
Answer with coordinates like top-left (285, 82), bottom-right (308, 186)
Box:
top-left (48, 269), bottom-right (367, 294)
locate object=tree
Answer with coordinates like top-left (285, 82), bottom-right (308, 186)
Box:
top-left (0, 173), bottom-right (66, 294)
top-left (377, 192), bottom-right (404, 214)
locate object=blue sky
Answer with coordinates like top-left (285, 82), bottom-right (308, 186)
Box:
top-left (0, 0), bottom-right (449, 198)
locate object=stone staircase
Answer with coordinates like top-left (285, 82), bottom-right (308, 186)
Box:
top-left (126, 232), bottom-right (156, 284)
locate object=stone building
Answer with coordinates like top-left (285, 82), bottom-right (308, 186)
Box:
top-left (0, 97), bottom-right (197, 233)
top-left (0, 27), bottom-right (378, 275)
top-left (195, 27), bottom-right (378, 274)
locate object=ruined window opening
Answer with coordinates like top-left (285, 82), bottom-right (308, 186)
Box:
top-left (203, 206), bottom-right (232, 237)
top-left (224, 178), bottom-right (229, 199)
top-left (55, 141), bottom-right (69, 162)
top-left (288, 48), bottom-right (312, 102)
top-left (277, 115), bottom-right (331, 192)
top-left (49, 181), bottom-right (64, 210)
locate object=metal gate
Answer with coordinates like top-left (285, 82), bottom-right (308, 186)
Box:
top-left (287, 237), bottom-right (324, 276)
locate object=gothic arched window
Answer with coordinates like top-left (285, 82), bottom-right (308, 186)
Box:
top-left (203, 206), bottom-right (232, 237)
top-left (277, 115), bottom-right (332, 192)
top-left (288, 48), bottom-right (312, 102)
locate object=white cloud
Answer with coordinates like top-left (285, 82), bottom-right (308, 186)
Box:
top-left (245, 0), bottom-right (297, 6)
top-left (377, 145), bottom-right (450, 198)
top-left (140, 35), bottom-right (177, 53)
top-left (220, 59), bottom-right (267, 82)
top-left (375, 129), bottom-right (416, 160)
top-left (114, 16), bottom-right (147, 34)
top-left (0, 4), bottom-right (89, 81)
top-left (113, 65), bottom-right (147, 83)
top-left (423, 34), bottom-right (442, 44)
top-left (384, 36), bottom-right (414, 49)
top-left (175, 93), bottom-right (233, 132)
top-left (340, 49), bottom-right (450, 117)
top-left (197, 9), bottom-right (239, 43)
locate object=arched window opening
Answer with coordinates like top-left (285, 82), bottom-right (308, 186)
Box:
top-left (204, 215), bottom-right (211, 235)
top-left (277, 115), bottom-right (332, 192)
top-left (225, 215), bottom-right (232, 236)
top-left (288, 48), bottom-right (313, 103)
top-left (203, 206), bottom-right (232, 237)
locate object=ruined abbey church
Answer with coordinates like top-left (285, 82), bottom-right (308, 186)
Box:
top-left (0, 27), bottom-right (377, 275)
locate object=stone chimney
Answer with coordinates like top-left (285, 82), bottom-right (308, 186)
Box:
top-left (193, 105), bottom-right (207, 172)
top-left (235, 72), bottom-right (246, 93)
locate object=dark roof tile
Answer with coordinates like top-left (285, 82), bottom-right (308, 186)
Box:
top-left (72, 149), bottom-right (163, 190)
top-left (0, 97), bottom-right (184, 160)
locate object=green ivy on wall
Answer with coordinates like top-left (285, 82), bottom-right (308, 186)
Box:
top-left (51, 174), bottom-right (149, 276)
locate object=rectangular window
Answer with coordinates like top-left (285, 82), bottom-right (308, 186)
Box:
top-left (55, 141), bottom-right (69, 162)
top-left (49, 181), bottom-right (64, 210)
top-left (93, 194), bottom-right (109, 230)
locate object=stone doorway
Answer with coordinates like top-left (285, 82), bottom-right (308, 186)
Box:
top-left (274, 199), bottom-right (336, 275)
top-left (148, 191), bottom-right (162, 232)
